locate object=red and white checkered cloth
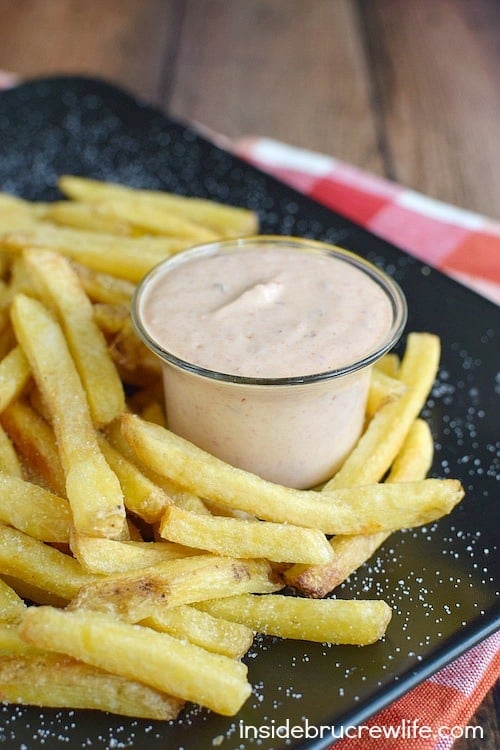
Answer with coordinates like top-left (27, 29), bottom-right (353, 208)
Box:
top-left (1, 73), bottom-right (499, 748)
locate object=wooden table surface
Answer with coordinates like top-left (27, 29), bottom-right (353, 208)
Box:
top-left (0, 0), bottom-right (498, 747)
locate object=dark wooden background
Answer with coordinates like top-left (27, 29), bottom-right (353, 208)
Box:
top-left (0, 1), bottom-right (498, 747)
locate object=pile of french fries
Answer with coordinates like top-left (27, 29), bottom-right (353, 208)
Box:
top-left (0, 177), bottom-right (464, 720)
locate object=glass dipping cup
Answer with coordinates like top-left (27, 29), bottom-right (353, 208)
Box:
top-left (132, 237), bottom-right (407, 489)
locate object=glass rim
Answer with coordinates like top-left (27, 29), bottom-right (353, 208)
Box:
top-left (131, 235), bottom-right (408, 387)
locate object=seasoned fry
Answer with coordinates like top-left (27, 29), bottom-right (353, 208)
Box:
top-left (2, 226), bottom-right (196, 282)
top-left (72, 262), bottom-right (135, 305)
top-left (24, 249), bottom-right (124, 426)
top-left (0, 579), bottom-right (26, 623)
top-left (93, 302), bottom-right (130, 335)
top-left (45, 200), bottom-right (134, 236)
top-left (141, 605), bottom-right (254, 658)
top-left (0, 474), bottom-right (70, 542)
top-left (0, 346), bottom-right (31, 412)
top-left (69, 555), bottom-right (281, 621)
top-left (159, 504), bottom-right (335, 564)
top-left (323, 333), bottom-right (440, 490)
top-left (19, 606), bottom-right (252, 716)
top-left (198, 595), bottom-right (392, 645)
top-left (122, 414), bottom-right (463, 535)
top-left (70, 535), bottom-right (197, 575)
top-left (109, 317), bottom-right (163, 386)
top-left (11, 294), bottom-right (127, 539)
top-left (58, 175), bottom-right (259, 238)
top-left (1, 398), bottom-right (66, 494)
top-left (374, 352), bottom-right (400, 378)
top-left (0, 422), bottom-right (22, 476)
top-left (285, 419), bottom-right (435, 596)
top-left (0, 652), bottom-right (184, 719)
top-left (0, 524), bottom-right (97, 602)
top-left (366, 368), bottom-right (406, 418)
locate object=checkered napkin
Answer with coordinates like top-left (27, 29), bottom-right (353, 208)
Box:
top-left (227, 135), bottom-right (500, 748)
top-left (0, 72), bottom-right (498, 747)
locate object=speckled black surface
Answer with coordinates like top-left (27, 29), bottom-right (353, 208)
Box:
top-left (0, 77), bottom-right (498, 750)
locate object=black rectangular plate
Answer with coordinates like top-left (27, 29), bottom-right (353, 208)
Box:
top-left (0, 76), bottom-right (498, 750)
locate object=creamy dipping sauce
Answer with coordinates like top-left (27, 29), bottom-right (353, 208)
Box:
top-left (133, 238), bottom-right (406, 488)
top-left (140, 247), bottom-right (393, 379)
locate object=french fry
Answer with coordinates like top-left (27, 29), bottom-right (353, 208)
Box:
top-left (69, 555), bottom-right (281, 621)
top-left (374, 352), bottom-right (400, 378)
top-left (0, 652), bottom-right (184, 719)
top-left (93, 302), bottom-right (130, 335)
top-left (97, 433), bottom-right (170, 523)
top-left (1, 398), bottom-right (66, 494)
top-left (0, 579), bottom-right (27, 624)
top-left (45, 200), bottom-right (134, 236)
top-left (0, 623), bottom-right (40, 654)
top-left (2, 226), bottom-right (195, 282)
top-left (159, 504), bottom-right (335, 564)
top-left (0, 474), bottom-right (70, 542)
top-left (19, 606), bottom-right (252, 716)
top-left (71, 262), bottom-right (135, 305)
top-left (0, 422), bottom-right (22, 476)
top-left (197, 595), bottom-right (392, 645)
top-left (141, 605), bottom-right (254, 659)
top-left (0, 524), bottom-right (97, 602)
top-left (323, 333), bottom-right (440, 490)
top-left (24, 249), bottom-right (124, 426)
top-left (122, 414), bottom-right (463, 535)
top-left (285, 419), bottom-right (435, 596)
top-left (94, 197), bottom-right (219, 241)
top-left (109, 317), bottom-right (163, 386)
top-left (10, 294), bottom-right (127, 539)
top-left (58, 175), bottom-right (259, 238)
top-left (366, 368), bottom-right (407, 418)
top-left (0, 346), bottom-right (31, 413)
top-left (70, 535), bottom-right (198, 575)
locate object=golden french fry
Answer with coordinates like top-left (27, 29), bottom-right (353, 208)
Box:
top-left (198, 594), bottom-right (392, 645)
top-left (374, 352), bottom-right (400, 378)
top-left (0, 473), bottom-right (70, 542)
top-left (19, 606), bottom-right (251, 716)
top-left (58, 175), bottom-right (259, 238)
top-left (0, 422), bottom-right (22, 476)
top-left (70, 534), bottom-right (197, 575)
top-left (0, 524), bottom-right (97, 602)
top-left (69, 555), bottom-right (281, 621)
top-left (93, 302), bottom-right (130, 335)
top-left (159, 504), bottom-right (334, 564)
top-left (0, 346), bottom-right (31, 413)
top-left (0, 651), bottom-right (184, 719)
top-left (141, 605), bottom-right (254, 659)
top-left (0, 579), bottom-right (27, 624)
top-left (2, 226), bottom-right (195, 282)
top-left (109, 317), bottom-right (163, 386)
top-left (324, 333), bottom-right (440, 489)
top-left (45, 200), bottom-right (134, 236)
top-left (122, 414), bottom-right (463, 535)
top-left (71, 262), bottom-right (135, 305)
top-left (285, 418), bottom-right (435, 596)
top-left (11, 294), bottom-right (127, 539)
top-left (1, 398), bottom-right (66, 495)
top-left (97, 433), bottom-right (170, 523)
top-left (24, 249), bottom-right (124, 426)
top-left (366, 368), bottom-right (407, 418)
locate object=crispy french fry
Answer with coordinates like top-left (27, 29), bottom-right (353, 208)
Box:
top-left (0, 623), bottom-right (40, 654)
top-left (2, 226), bottom-right (195, 282)
top-left (0, 422), bottom-right (22, 476)
top-left (374, 352), bottom-right (400, 378)
top-left (0, 524), bottom-right (97, 601)
top-left (45, 200), bottom-right (134, 236)
top-left (0, 579), bottom-right (27, 623)
top-left (109, 317), bottom-right (163, 386)
top-left (69, 555), bottom-right (281, 621)
top-left (122, 415), bottom-right (463, 535)
top-left (97, 433), bottom-right (170, 523)
top-left (11, 294), bottom-right (127, 539)
top-left (324, 333), bottom-right (440, 489)
top-left (72, 262), bottom-right (135, 305)
top-left (0, 651), bottom-right (184, 719)
top-left (197, 595), bottom-right (392, 645)
top-left (58, 175), bottom-right (259, 238)
top-left (0, 346), bottom-right (31, 412)
top-left (93, 302), bottom-right (130, 335)
top-left (0, 474), bottom-right (70, 542)
top-left (70, 534), bottom-right (197, 575)
top-left (159, 504), bottom-right (334, 564)
top-left (19, 606), bottom-right (251, 716)
top-left (285, 419), bottom-right (435, 596)
top-left (24, 249), bottom-right (124, 426)
top-left (141, 605), bottom-right (254, 659)
top-left (366, 369), bottom-right (407, 418)
top-left (1, 399), bottom-right (66, 494)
